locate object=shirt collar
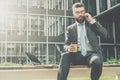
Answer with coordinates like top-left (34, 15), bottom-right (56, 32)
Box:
top-left (76, 21), bottom-right (85, 27)
top-left (76, 21), bottom-right (87, 36)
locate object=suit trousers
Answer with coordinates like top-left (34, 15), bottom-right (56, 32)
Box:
top-left (57, 52), bottom-right (103, 80)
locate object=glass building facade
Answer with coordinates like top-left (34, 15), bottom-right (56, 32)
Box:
top-left (0, 0), bottom-right (120, 64)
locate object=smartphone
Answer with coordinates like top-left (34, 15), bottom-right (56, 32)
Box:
top-left (85, 15), bottom-right (88, 20)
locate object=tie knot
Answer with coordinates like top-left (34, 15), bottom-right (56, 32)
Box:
top-left (78, 23), bottom-right (84, 26)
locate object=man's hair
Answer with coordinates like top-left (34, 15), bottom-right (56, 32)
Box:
top-left (72, 2), bottom-right (84, 11)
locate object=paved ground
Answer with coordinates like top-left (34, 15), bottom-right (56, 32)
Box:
top-left (0, 65), bottom-right (89, 80)
top-left (0, 66), bottom-right (91, 80)
top-left (0, 69), bottom-right (57, 80)
top-left (0, 66), bottom-right (119, 80)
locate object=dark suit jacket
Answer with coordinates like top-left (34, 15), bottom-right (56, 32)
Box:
top-left (64, 21), bottom-right (109, 60)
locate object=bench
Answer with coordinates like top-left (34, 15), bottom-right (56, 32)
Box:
top-left (0, 64), bottom-right (120, 80)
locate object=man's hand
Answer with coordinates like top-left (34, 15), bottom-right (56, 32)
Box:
top-left (85, 13), bottom-right (93, 22)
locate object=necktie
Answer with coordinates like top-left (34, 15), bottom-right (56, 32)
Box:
top-left (80, 26), bottom-right (87, 56)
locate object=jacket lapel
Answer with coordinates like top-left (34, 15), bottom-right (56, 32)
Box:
top-left (86, 25), bottom-right (100, 52)
top-left (72, 23), bottom-right (78, 43)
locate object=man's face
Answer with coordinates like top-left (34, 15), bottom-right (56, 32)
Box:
top-left (73, 7), bottom-right (85, 23)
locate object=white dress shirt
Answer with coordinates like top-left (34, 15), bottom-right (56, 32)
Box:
top-left (76, 19), bottom-right (96, 51)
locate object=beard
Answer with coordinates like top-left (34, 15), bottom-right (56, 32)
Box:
top-left (76, 16), bottom-right (85, 23)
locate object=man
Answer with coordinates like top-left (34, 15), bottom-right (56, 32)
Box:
top-left (57, 2), bottom-right (109, 80)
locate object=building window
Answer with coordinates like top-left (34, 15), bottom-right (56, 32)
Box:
top-left (83, 0), bottom-right (96, 16)
top-left (28, 43), bottom-right (47, 64)
top-left (110, 0), bottom-right (120, 7)
top-left (48, 44), bottom-right (62, 64)
top-left (100, 21), bottom-right (114, 43)
top-left (0, 43), bottom-right (5, 56)
top-left (48, 0), bottom-right (64, 10)
top-left (66, 17), bottom-right (75, 27)
top-left (101, 46), bottom-right (115, 61)
top-left (0, 43), bottom-right (5, 63)
top-left (7, 0), bottom-right (27, 8)
top-left (115, 18), bottom-right (120, 43)
top-left (28, 15), bottom-right (45, 36)
top-left (116, 46), bottom-right (120, 59)
top-left (28, 0), bottom-right (45, 9)
top-left (99, 0), bottom-right (107, 12)
top-left (7, 15), bottom-right (27, 36)
top-left (48, 16), bottom-right (65, 36)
